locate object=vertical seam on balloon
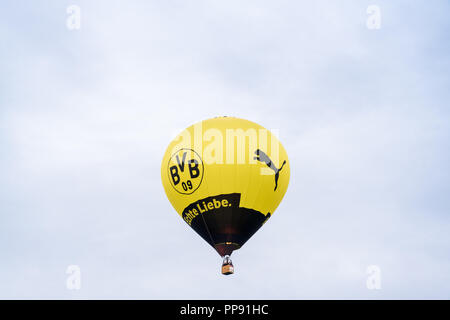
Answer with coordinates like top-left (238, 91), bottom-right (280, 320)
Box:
top-left (218, 144), bottom-right (227, 245)
top-left (230, 134), bottom-right (238, 246)
top-left (198, 124), bottom-right (216, 249)
top-left (251, 162), bottom-right (266, 217)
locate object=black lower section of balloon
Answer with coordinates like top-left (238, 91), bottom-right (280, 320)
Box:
top-left (185, 193), bottom-right (270, 256)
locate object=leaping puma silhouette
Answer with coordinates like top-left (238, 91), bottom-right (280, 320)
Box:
top-left (254, 149), bottom-right (286, 191)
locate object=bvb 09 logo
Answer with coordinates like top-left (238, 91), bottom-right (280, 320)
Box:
top-left (168, 148), bottom-right (204, 194)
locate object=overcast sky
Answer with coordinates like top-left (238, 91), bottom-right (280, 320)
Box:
top-left (0, 1), bottom-right (449, 299)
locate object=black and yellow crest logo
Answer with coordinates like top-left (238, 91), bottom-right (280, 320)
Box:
top-left (167, 148), bottom-right (204, 194)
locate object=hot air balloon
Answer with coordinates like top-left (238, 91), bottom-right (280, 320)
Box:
top-left (161, 117), bottom-right (289, 275)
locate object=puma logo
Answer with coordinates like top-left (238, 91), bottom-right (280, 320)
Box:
top-left (254, 149), bottom-right (286, 191)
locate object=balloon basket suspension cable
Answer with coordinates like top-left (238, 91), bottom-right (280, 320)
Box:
top-left (221, 255), bottom-right (234, 275)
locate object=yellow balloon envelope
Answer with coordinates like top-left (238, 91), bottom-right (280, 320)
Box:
top-left (161, 117), bottom-right (290, 273)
